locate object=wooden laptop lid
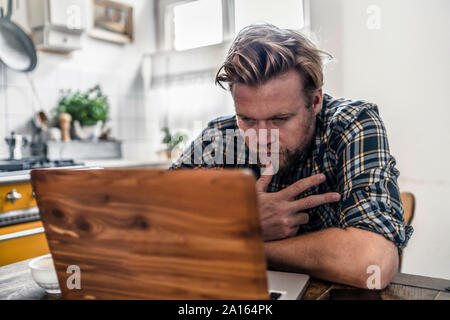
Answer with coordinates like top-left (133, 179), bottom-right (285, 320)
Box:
top-left (31, 169), bottom-right (268, 299)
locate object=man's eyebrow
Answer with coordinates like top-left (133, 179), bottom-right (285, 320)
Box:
top-left (236, 113), bottom-right (252, 119)
top-left (267, 113), bottom-right (296, 119)
top-left (236, 113), bottom-right (296, 120)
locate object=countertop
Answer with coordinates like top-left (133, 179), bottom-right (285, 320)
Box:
top-left (81, 159), bottom-right (172, 169)
top-left (0, 159), bottom-right (172, 184)
top-left (1, 258), bottom-right (450, 300)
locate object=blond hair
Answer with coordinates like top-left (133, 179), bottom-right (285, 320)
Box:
top-left (216, 24), bottom-right (331, 106)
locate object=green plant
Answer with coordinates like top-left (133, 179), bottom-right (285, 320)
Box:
top-left (162, 127), bottom-right (188, 151)
top-left (56, 85), bottom-right (109, 126)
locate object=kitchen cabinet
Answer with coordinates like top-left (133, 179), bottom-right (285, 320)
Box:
top-left (28, 0), bottom-right (88, 30)
top-left (28, 0), bottom-right (87, 52)
top-left (0, 180), bottom-right (49, 266)
top-left (0, 181), bottom-right (36, 212)
top-left (0, 221), bottom-right (50, 266)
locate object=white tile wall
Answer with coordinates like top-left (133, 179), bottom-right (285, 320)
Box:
top-left (0, 64), bottom-right (156, 161)
top-left (0, 0), bottom-right (160, 162)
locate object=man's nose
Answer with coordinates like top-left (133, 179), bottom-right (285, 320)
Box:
top-left (255, 120), bottom-right (268, 131)
top-left (255, 123), bottom-right (278, 146)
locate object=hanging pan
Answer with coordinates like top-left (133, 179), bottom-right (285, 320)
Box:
top-left (0, 0), bottom-right (37, 72)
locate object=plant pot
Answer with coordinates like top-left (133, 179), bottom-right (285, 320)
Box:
top-left (73, 120), bottom-right (103, 141)
top-left (157, 148), bottom-right (183, 161)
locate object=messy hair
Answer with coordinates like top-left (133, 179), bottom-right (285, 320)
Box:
top-left (215, 24), bottom-right (332, 106)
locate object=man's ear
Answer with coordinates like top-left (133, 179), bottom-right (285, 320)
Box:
top-left (313, 88), bottom-right (323, 116)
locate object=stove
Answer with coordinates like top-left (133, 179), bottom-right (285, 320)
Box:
top-left (0, 158), bottom-right (84, 172)
top-left (0, 158), bottom-right (85, 227)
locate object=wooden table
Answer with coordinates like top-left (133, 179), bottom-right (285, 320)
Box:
top-left (1, 258), bottom-right (449, 300)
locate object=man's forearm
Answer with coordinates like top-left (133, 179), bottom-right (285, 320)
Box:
top-left (264, 227), bottom-right (399, 289)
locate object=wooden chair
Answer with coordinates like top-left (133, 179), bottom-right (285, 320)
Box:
top-left (399, 192), bottom-right (415, 271)
top-left (400, 192), bottom-right (415, 226)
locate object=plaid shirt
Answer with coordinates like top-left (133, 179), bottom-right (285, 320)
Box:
top-left (170, 93), bottom-right (413, 253)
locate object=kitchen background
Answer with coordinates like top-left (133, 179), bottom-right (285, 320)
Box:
top-left (0, 0), bottom-right (449, 280)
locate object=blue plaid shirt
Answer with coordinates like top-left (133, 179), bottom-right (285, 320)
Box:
top-left (170, 93), bottom-right (413, 253)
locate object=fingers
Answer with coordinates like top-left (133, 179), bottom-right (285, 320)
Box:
top-left (292, 212), bottom-right (309, 226)
top-left (288, 192), bottom-right (341, 212)
top-left (256, 162), bottom-right (274, 193)
top-left (278, 173), bottom-right (326, 200)
top-left (285, 213), bottom-right (309, 238)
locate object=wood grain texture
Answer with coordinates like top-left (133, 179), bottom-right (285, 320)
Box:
top-left (381, 284), bottom-right (439, 300)
top-left (30, 169), bottom-right (269, 300)
top-left (391, 272), bottom-right (450, 291)
top-left (303, 280), bottom-right (443, 300)
top-left (1, 259), bottom-right (450, 300)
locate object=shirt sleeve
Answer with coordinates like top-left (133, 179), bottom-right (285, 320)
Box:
top-left (169, 134), bottom-right (205, 170)
top-left (169, 126), bottom-right (224, 170)
top-left (334, 107), bottom-right (413, 254)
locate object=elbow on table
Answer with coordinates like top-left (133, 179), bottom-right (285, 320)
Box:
top-left (380, 250), bottom-right (399, 289)
top-left (355, 244), bottom-right (399, 290)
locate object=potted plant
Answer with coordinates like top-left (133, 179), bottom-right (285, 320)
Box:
top-left (55, 85), bottom-right (110, 141)
top-left (158, 127), bottom-right (188, 160)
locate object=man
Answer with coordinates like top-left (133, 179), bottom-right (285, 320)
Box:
top-left (170, 24), bottom-right (413, 289)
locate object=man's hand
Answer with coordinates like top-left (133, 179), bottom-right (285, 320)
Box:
top-left (256, 163), bottom-right (341, 241)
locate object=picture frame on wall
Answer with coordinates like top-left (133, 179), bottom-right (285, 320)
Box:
top-left (90, 0), bottom-right (133, 44)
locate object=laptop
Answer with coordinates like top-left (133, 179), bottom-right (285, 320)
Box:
top-left (30, 168), bottom-right (309, 300)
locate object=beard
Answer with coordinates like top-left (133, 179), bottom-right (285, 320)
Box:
top-left (257, 117), bottom-right (316, 178)
top-left (276, 143), bottom-right (312, 177)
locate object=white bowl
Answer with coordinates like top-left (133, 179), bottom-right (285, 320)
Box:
top-left (28, 254), bottom-right (61, 294)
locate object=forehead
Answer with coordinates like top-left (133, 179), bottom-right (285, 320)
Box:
top-left (232, 70), bottom-right (304, 119)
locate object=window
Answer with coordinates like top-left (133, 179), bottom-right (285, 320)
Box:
top-left (173, 0), bottom-right (223, 51)
top-left (234, 0), bottom-right (306, 33)
top-left (150, 0), bottom-right (309, 83)
top-left (157, 0), bottom-right (309, 52)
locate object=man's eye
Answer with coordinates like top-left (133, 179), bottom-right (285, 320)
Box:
top-left (271, 118), bottom-right (288, 124)
top-left (241, 118), bottom-right (255, 124)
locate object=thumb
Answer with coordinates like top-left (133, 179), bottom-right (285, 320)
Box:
top-left (256, 162), bottom-right (274, 193)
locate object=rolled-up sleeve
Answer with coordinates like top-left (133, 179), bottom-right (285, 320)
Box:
top-left (335, 107), bottom-right (413, 253)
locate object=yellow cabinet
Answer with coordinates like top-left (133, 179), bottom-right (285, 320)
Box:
top-left (0, 181), bottom-right (49, 266)
top-left (0, 221), bottom-right (50, 266)
top-left (0, 182), bottom-right (37, 212)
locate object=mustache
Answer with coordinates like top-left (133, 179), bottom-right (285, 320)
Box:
top-left (250, 146), bottom-right (286, 154)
